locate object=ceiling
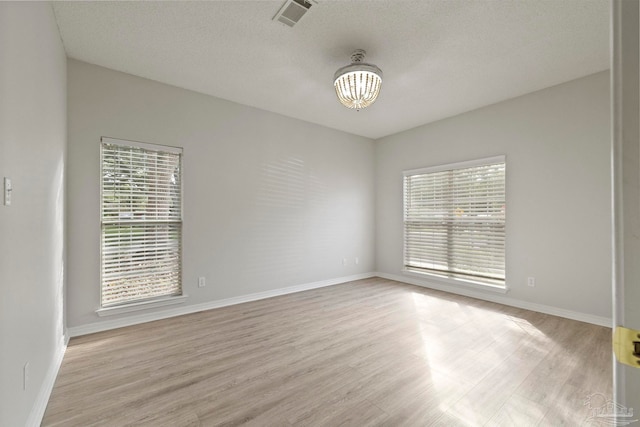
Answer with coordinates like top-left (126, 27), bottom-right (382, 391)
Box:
top-left (52, 0), bottom-right (609, 139)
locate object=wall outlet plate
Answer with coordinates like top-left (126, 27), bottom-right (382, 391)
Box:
top-left (4, 177), bottom-right (12, 206)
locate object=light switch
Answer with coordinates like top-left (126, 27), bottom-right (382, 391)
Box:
top-left (4, 177), bottom-right (11, 206)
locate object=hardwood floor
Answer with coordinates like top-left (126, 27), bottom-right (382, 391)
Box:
top-left (43, 278), bottom-right (612, 426)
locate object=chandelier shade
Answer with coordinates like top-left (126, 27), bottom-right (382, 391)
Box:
top-left (334, 50), bottom-right (383, 110)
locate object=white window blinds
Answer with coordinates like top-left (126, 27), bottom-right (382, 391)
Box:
top-left (403, 157), bottom-right (506, 287)
top-left (100, 137), bottom-right (183, 307)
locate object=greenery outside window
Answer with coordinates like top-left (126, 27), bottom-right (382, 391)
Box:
top-left (100, 137), bottom-right (183, 307)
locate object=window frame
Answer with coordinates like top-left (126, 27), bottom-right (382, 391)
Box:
top-left (97, 137), bottom-right (186, 315)
top-left (402, 155), bottom-right (507, 291)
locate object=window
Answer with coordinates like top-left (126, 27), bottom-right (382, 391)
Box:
top-left (403, 156), bottom-right (506, 288)
top-left (100, 137), bottom-right (183, 308)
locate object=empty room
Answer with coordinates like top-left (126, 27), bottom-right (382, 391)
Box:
top-left (2, 0), bottom-right (639, 426)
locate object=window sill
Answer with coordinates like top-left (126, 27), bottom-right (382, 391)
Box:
top-left (402, 269), bottom-right (508, 294)
top-left (96, 294), bottom-right (188, 317)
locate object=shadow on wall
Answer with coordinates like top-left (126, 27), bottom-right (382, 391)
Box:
top-left (244, 155), bottom-right (331, 287)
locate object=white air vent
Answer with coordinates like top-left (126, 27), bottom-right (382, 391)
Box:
top-left (273, 0), bottom-right (316, 27)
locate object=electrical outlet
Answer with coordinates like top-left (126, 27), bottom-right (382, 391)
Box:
top-left (198, 277), bottom-right (206, 288)
top-left (527, 277), bottom-right (535, 287)
top-left (4, 177), bottom-right (12, 206)
top-left (355, 257), bottom-right (359, 265)
top-left (23, 362), bottom-right (29, 391)
top-left (342, 258), bottom-right (347, 266)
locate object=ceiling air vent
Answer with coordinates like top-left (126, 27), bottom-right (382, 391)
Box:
top-left (273, 0), bottom-right (316, 27)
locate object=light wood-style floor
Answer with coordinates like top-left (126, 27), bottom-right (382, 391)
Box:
top-left (43, 278), bottom-right (612, 426)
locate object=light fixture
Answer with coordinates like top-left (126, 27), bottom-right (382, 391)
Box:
top-left (334, 49), bottom-right (383, 111)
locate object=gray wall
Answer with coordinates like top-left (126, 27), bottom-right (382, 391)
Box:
top-left (66, 60), bottom-right (375, 329)
top-left (0, 3), bottom-right (67, 426)
top-left (67, 62), bottom-right (612, 331)
top-left (376, 71), bottom-right (612, 321)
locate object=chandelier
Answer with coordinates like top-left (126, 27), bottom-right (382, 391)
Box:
top-left (333, 49), bottom-right (383, 111)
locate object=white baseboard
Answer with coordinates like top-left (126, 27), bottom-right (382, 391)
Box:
top-left (26, 332), bottom-right (69, 427)
top-left (68, 272), bottom-right (376, 337)
top-left (375, 272), bottom-right (613, 328)
top-left (68, 269), bottom-right (610, 336)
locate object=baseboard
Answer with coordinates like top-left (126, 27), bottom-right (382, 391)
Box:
top-left (26, 332), bottom-right (69, 427)
top-left (68, 269), bottom-right (610, 336)
top-left (375, 272), bottom-right (613, 328)
top-left (68, 272), bottom-right (376, 337)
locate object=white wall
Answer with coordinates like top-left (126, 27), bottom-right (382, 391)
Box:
top-left (0, 3), bottom-right (67, 426)
top-left (66, 60), bottom-right (375, 330)
top-left (376, 71), bottom-right (612, 322)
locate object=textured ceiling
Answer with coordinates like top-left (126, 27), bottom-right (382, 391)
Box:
top-left (52, 0), bottom-right (609, 139)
